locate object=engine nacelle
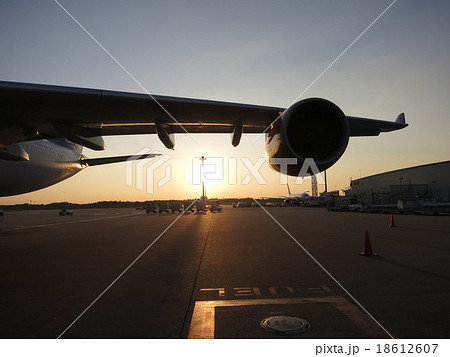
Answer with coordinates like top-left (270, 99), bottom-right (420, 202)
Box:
top-left (265, 98), bottom-right (350, 176)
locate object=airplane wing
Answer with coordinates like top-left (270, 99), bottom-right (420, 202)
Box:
top-left (0, 81), bottom-right (407, 150)
top-left (347, 113), bottom-right (406, 136)
top-left (260, 196), bottom-right (288, 199)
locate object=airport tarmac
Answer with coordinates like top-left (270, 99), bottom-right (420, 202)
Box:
top-left (0, 206), bottom-right (449, 339)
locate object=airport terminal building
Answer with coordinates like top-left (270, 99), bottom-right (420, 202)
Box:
top-left (344, 160), bottom-right (450, 205)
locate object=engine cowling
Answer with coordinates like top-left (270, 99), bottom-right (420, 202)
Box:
top-left (265, 98), bottom-right (350, 176)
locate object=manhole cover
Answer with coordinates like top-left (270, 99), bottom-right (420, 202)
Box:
top-left (260, 316), bottom-right (310, 335)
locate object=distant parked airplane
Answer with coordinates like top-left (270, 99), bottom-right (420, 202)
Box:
top-left (284, 192), bottom-right (311, 204)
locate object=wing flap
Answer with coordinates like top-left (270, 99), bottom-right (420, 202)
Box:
top-left (79, 153), bottom-right (160, 167)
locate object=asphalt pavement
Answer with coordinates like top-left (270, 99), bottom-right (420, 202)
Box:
top-left (0, 207), bottom-right (449, 338)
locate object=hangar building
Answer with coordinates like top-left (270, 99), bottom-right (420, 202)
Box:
top-left (344, 160), bottom-right (450, 205)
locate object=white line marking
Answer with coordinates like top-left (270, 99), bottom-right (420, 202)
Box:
top-left (2, 213), bottom-right (143, 232)
top-left (57, 200), bottom-right (197, 338)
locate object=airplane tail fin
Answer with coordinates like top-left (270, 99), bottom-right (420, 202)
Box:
top-left (287, 181), bottom-right (291, 195)
top-left (395, 113), bottom-right (406, 124)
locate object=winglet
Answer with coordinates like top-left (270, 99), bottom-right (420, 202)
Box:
top-left (395, 113), bottom-right (406, 124)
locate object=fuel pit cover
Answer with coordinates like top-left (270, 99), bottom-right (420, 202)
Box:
top-left (260, 316), bottom-right (310, 335)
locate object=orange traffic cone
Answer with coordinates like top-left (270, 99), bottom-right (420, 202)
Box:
top-left (360, 230), bottom-right (377, 256)
top-left (389, 215), bottom-right (397, 227)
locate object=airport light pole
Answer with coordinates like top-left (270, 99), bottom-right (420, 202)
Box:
top-left (311, 174), bottom-right (318, 197)
top-left (200, 156), bottom-right (206, 201)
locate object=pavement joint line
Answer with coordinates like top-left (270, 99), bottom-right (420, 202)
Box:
top-left (56, 199), bottom-right (197, 339)
top-left (179, 210), bottom-right (215, 337)
top-left (252, 198), bottom-right (395, 339)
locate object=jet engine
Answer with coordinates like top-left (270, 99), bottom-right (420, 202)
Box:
top-left (265, 98), bottom-right (350, 176)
